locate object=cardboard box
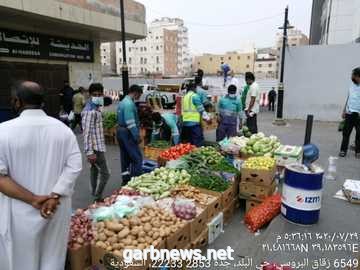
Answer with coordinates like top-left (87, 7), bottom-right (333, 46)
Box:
top-left (223, 199), bottom-right (235, 225)
top-left (241, 166), bottom-right (276, 186)
top-left (274, 145), bottom-right (303, 167)
top-left (208, 212), bottom-right (223, 244)
top-left (196, 188), bottom-right (222, 222)
top-left (239, 180), bottom-right (276, 201)
top-left (166, 222), bottom-right (191, 250)
top-left (68, 245), bottom-right (91, 270)
top-left (190, 207), bottom-right (208, 241)
top-left (191, 229), bottom-right (209, 249)
top-left (245, 199), bottom-right (261, 213)
top-left (91, 245), bottom-right (147, 270)
top-left (221, 183), bottom-right (235, 208)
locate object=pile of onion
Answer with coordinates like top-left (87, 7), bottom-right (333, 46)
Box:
top-left (172, 199), bottom-right (196, 220)
top-left (68, 209), bottom-right (93, 249)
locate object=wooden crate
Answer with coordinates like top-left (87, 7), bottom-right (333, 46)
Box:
top-left (143, 146), bottom-right (166, 161)
top-left (104, 126), bottom-right (118, 145)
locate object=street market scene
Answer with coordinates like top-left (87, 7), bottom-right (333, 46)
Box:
top-left (0, 0), bottom-right (360, 270)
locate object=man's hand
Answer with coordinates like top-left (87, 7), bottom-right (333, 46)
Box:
top-left (138, 139), bottom-right (143, 145)
top-left (31, 195), bottom-right (52, 209)
top-left (87, 154), bottom-right (97, 164)
top-left (342, 112), bottom-right (346, 119)
top-left (40, 198), bottom-right (60, 219)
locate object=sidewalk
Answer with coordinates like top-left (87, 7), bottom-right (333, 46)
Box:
top-left (72, 111), bottom-right (360, 268)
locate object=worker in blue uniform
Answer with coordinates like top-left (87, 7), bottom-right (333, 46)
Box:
top-left (181, 83), bottom-right (212, 146)
top-left (195, 75), bottom-right (210, 106)
top-left (151, 112), bottom-right (180, 145)
top-left (216, 84), bottom-right (242, 141)
top-left (116, 85), bottom-right (143, 185)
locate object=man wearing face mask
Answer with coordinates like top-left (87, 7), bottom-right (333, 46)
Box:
top-left (216, 84), bottom-right (242, 141)
top-left (82, 83), bottom-right (110, 201)
top-left (117, 84), bottom-right (143, 185)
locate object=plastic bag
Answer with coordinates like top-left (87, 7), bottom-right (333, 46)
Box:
top-left (172, 198), bottom-right (196, 220)
top-left (68, 111), bottom-right (75, 121)
top-left (244, 194), bottom-right (281, 232)
top-left (112, 199), bottom-right (139, 219)
top-left (91, 206), bottom-right (114, 221)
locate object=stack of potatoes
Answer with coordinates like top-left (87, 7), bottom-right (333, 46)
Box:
top-left (93, 206), bottom-right (186, 257)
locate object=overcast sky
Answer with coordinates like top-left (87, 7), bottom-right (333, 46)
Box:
top-left (136, 0), bottom-right (313, 55)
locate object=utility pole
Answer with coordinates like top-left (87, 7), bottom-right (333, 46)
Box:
top-left (120, 0), bottom-right (129, 97)
top-left (274, 6), bottom-right (293, 126)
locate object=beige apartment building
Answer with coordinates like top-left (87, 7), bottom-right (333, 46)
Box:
top-left (0, 0), bottom-right (146, 119)
top-left (102, 17), bottom-right (190, 76)
top-left (193, 51), bottom-right (256, 75)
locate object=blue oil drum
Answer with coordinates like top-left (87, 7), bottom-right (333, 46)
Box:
top-left (281, 164), bottom-right (324, 225)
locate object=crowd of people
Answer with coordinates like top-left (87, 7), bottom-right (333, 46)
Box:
top-left (0, 66), bottom-right (359, 269)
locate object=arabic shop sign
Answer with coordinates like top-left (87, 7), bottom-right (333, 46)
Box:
top-left (0, 28), bottom-right (93, 62)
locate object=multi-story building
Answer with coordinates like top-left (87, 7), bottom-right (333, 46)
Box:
top-left (254, 53), bottom-right (277, 79)
top-left (0, 0), bottom-right (146, 121)
top-left (310, 0), bottom-right (360, 45)
top-left (275, 28), bottom-right (309, 77)
top-left (101, 42), bottom-right (117, 75)
top-left (193, 50), bottom-right (256, 75)
top-left (107, 17), bottom-right (190, 76)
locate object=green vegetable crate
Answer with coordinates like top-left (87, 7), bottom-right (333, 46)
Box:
top-left (104, 126), bottom-right (117, 145)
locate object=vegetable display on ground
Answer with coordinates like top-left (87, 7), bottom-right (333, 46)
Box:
top-left (68, 209), bottom-right (93, 249)
top-left (147, 140), bottom-right (171, 149)
top-left (171, 185), bottom-right (217, 205)
top-left (190, 169), bottom-right (230, 192)
top-left (243, 157), bottom-right (276, 170)
top-left (103, 112), bottom-right (117, 130)
top-left (159, 143), bottom-right (196, 161)
top-left (241, 133), bottom-right (281, 157)
top-left (126, 167), bottom-right (191, 199)
top-left (93, 206), bottom-right (186, 255)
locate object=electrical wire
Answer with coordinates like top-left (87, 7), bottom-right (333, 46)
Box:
top-left (148, 8), bottom-right (283, 28)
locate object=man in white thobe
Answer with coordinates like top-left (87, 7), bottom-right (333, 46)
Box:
top-left (0, 81), bottom-right (82, 270)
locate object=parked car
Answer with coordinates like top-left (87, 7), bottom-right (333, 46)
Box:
top-left (157, 84), bottom-right (182, 109)
top-left (138, 84), bottom-right (158, 103)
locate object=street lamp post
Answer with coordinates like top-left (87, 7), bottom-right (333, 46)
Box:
top-left (274, 6), bottom-right (293, 126)
top-left (120, 0), bottom-right (129, 97)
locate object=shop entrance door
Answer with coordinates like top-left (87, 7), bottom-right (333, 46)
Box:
top-left (0, 61), bottom-right (68, 121)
